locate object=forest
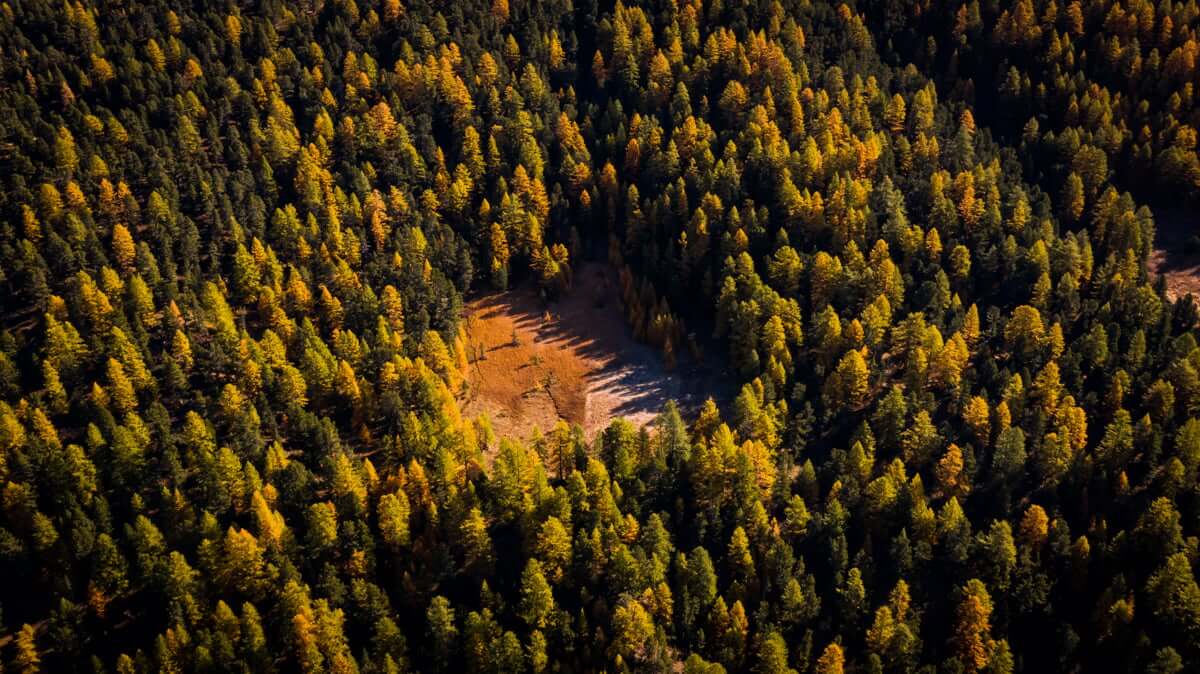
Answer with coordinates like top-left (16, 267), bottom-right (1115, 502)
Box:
top-left (0, 0), bottom-right (1197, 671)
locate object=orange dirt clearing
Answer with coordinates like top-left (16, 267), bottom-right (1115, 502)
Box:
top-left (460, 263), bottom-right (730, 443)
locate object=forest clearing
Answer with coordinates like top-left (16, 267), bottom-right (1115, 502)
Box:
top-left (461, 263), bottom-right (729, 441)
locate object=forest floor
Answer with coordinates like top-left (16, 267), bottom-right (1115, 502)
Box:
top-left (459, 263), bottom-right (732, 443)
top-left (1147, 205), bottom-right (1200, 301)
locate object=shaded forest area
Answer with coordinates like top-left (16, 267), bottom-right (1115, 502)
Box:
top-left (0, 0), bottom-right (1198, 673)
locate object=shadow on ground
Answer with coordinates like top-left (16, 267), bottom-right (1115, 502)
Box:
top-left (1148, 206), bottom-right (1200, 301)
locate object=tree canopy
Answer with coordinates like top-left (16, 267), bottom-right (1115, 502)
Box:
top-left (0, 0), bottom-right (1196, 672)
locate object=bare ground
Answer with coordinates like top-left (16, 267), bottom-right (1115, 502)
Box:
top-left (460, 263), bottom-right (731, 442)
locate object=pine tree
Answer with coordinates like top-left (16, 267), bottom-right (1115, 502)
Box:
top-left (814, 642), bottom-right (844, 674)
top-left (427, 596), bottom-right (458, 672)
top-left (827, 349), bottom-right (870, 412)
top-left (111, 224), bottom-right (136, 272)
top-left (12, 623), bottom-right (41, 674)
top-left (377, 491), bottom-right (410, 549)
top-left (519, 560), bottom-right (555, 629)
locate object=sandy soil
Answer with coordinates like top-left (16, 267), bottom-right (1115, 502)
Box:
top-left (460, 263), bottom-right (731, 442)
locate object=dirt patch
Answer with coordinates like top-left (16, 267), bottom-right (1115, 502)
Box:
top-left (460, 263), bottom-right (731, 442)
top-left (1148, 206), bottom-right (1200, 301)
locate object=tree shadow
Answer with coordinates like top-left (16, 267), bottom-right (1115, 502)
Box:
top-left (1151, 206), bottom-right (1200, 273)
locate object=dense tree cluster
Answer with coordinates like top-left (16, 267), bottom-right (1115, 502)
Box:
top-left (864, 0), bottom-right (1200, 203)
top-left (0, 0), bottom-right (1196, 672)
